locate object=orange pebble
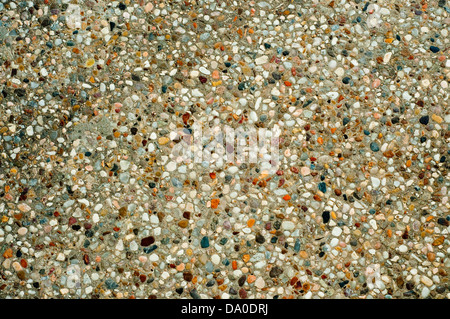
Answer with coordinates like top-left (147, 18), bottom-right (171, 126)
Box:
top-left (282, 194), bottom-right (291, 201)
top-left (247, 219), bottom-right (255, 228)
top-left (176, 263), bottom-right (185, 271)
top-left (2, 248), bottom-right (13, 259)
top-left (299, 251), bottom-right (308, 258)
top-left (211, 198), bottom-right (220, 209)
top-left (232, 260), bottom-right (238, 270)
top-left (20, 259), bottom-right (27, 268)
top-left (212, 70), bottom-right (220, 80)
top-left (317, 137), bottom-right (323, 144)
top-left (247, 275), bottom-right (256, 284)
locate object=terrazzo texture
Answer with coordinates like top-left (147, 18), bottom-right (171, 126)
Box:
top-left (0, 0), bottom-right (449, 299)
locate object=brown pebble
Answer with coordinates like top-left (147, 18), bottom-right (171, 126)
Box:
top-left (17, 270), bottom-right (26, 280)
top-left (183, 211), bottom-right (191, 219)
top-left (140, 236), bottom-right (155, 247)
top-left (396, 276), bottom-right (404, 288)
top-left (118, 206), bottom-right (127, 217)
top-left (178, 220), bottom-right (188, 228)
top-left (427, 252), bottom-right (436, 262)
top-left (183, 272), bottom-right (193, 282)
top-left (432, 236), bottom-right (445, 246)
top-left (383, 150), bottom-right (395, 158)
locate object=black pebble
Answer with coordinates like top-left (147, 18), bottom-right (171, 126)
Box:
top-left (15, 88), bottom-right (26, 97)
top-left (175, 287), bottom-right (183, 294)
top-left (238, 275), bottom-right (246, 286)
top-left (419, 115), bottom-right (429, 125)
top-left (40, 17), bottom-right (51, 27)
top-left (437, 218), bottom-right (449, 226)
top-left (269, 266), bottom-right (283, 278)
top-left (255, 233), bottom-right (265, 244)
top-left (322, 211), bottom-right (330, 223)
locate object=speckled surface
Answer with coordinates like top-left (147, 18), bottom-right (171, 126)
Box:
top-left (0, 0), bottom-right (449, 299)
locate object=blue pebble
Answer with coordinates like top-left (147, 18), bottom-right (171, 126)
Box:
top-left (144, 245), bottom-right (158, 254)
top-left (294, 239), bottom-right (300, 253)
top-left (430, 46), bottom-right (440, 53)
top-left (105, 278), bottom-right (118, 290)
top-left (205, 261), bottom-right (214, 272)
top-left (171, 178), bottom-right (182, 188)
top-left (201, 236), bottom-right (209, 248)
top-left (370, 142), bottom-right (380, 152)
top-left (318, 182), bottom-right (327, 193)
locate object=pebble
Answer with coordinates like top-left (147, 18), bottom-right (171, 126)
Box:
top-left (332, 227), bottom-right (343, 237)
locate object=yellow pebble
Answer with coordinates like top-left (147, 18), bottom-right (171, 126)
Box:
top-left (431, 114), bottom-right (443, 124)
top-left (85, 58), bottom-right (95, 68)
top-left (158, 137), bottom-right (170, 145)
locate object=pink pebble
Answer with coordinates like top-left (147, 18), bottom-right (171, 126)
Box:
top-left (212, 70), bottom-right (220, 80)
top-left (372, 78), bottom-right (381, 88)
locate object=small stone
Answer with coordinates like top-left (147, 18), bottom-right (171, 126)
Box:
top-left (398, 245), bottom-right (408, 253)
top-left (419, 115), bottom-right (429, 125)
top-left (269, 266), bottom-right (283, 278)
top-left (178, 220), bottom-right (188, 228)
top-left (331, 227), bottom-right (342, 237)
top-left (322, 211), bottom-right (330, 223)
top-left (430, 46), bottom-right (440, 53)
top-left (144, 2), bottom-right (154, 12)
top-left (2, 248), bottom-right (13, 259)
top-left (255, 233), bottom-right (265, 244)
top-left (141, 236), bottom-right (155, 247)
top-left (255, 277), bottom-right (265, 289)
top-left (431, 114), bottom-right (443, 124)
top-left (301, 167), bottom-right (310, 176)
top-left (420, 276), bottom-right (433, 287)
top-left (370, 142), bottom-right (380, 152)
top-left (158, 137), bottom-right (170, 145)
top-left (200, 236), bottom-right (209, 248)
